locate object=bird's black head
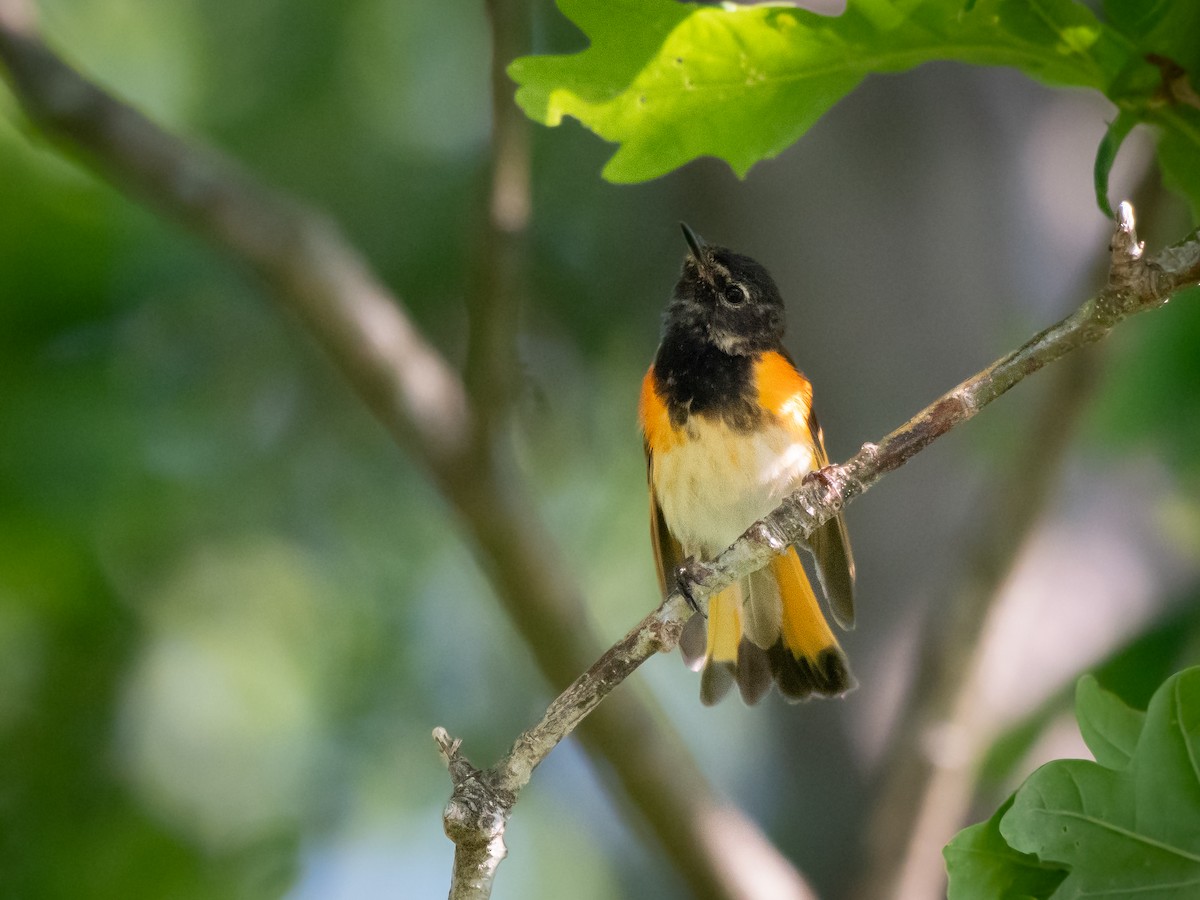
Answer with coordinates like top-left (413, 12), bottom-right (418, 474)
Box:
top-left (664, 223), bottom-right (786, 356)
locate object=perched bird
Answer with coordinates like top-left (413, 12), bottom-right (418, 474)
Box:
top-left (638, 225), bottom-right (856, 705)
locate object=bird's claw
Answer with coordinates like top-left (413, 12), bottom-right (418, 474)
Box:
top-left (675, 557), bottom-right (714, 617)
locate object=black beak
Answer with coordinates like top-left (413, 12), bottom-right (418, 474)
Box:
top-left (680, 222), bottom-right (706, 263)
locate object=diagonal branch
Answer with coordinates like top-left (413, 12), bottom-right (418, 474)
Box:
top-left (0, 4), bottom-right (818, 900)
top-left (432, 202), bottom-right (1200, 897)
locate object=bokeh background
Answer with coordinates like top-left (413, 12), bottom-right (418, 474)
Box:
top-left (2, 1), bottom-right (1198, 899)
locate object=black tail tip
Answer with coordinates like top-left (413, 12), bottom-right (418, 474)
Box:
top-left (698, 646), bottom-right (855, 706)
top-left (769, 644), bottom-right (857, 703)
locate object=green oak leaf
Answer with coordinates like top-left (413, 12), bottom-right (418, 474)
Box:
top-left (511, 0), bottom-right (864, 182)
top-left (1001, 667), bottom-right (1200, 899)
top-left (1093, 110), bottom-right (1138, 219)
top-left (945, 795), bottom-right (1068, 900)
top-left (1104, 0), bottom-right (1200, 83)
top-left (1102, 0), bottom-right (1200, 202)
top-left (1075, 673), bottom-right (1146, 770)
top-left (510, 0), bottom-right (1132, 183)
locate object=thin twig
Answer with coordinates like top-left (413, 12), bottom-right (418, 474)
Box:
top-left (435, 728), bottom-right (508, 900)
top-left (0, 8), bottom-right (818, 900)
top-left (429, 202), bottom-right (1200, 896)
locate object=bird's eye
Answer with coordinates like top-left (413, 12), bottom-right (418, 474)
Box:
top-left (723, 284), bottom-right (747, 305)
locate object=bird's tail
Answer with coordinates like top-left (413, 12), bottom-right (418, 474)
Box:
top-left (689, 547), bottom-right (855, 705)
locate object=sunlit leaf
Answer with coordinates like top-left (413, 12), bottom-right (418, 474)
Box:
top-left (510, 0), bottom-right (1128, 183)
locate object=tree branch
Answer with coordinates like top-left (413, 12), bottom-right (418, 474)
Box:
top-left (431, 201), bottom-right (1200, 896)
top-left (0, 6), bottom-right (818, 899)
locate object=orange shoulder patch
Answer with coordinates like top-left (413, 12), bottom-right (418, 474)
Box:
top-left (639, 366), bottom-right (680, 454)
top-left (754, 351), bottom-right (812, 429)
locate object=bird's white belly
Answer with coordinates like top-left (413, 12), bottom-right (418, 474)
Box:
top-left (652, 415), bottom-right (814, 559)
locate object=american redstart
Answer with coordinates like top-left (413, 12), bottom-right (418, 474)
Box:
top-left (639, 224), bottom-right (857, 706)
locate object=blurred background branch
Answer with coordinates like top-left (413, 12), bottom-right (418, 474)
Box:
top-left (857, 169), bottom-right (1167, 900)
top-left (466, 0), bottom-right (531, 432)
top-left (858, 344), bottom-right (1102, 900)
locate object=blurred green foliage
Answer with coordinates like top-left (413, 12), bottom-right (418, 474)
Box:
top-left (0, 2), bottom-right (504, 896)
top-left (1095, 287), bottom-right (1200, 483)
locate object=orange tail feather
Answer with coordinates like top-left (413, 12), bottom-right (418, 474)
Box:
top-left (767, 548), bottom-right (856, 701)
top-left (696, 548), bottom-right (855, 705)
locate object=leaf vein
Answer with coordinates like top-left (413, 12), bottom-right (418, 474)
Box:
top-left (1033, 809), bottom-right (1200, 863)
top-left (1077, 874), bottom-right (1200, 897)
